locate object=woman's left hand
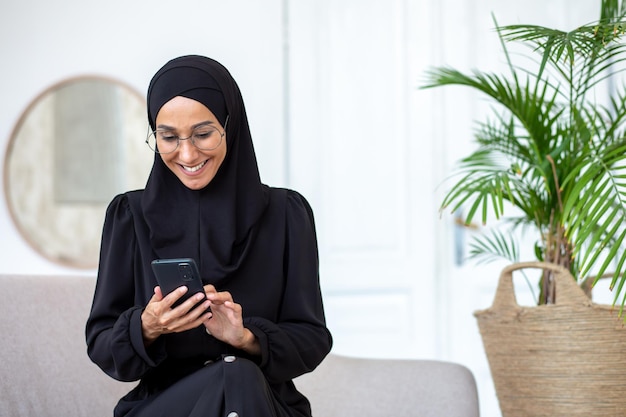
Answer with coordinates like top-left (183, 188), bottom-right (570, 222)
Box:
top-left (203, 285), bottom-right (261, 356)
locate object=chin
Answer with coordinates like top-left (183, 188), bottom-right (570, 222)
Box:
top-left (183, 181), bottom-right (210, 190)
top-left (179, 174), bottom-right (215, 190)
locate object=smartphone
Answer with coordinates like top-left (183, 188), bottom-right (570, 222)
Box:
top-left (151, 258), bottom-right (206, 309)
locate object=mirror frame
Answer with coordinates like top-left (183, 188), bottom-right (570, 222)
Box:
top-left (3, 75), bottom-right (151, 269)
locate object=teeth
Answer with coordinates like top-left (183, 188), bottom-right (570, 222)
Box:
top-left (182, 160), bottom-right (207, 172)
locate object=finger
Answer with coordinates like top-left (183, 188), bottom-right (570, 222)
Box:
top-left (208, 302), bottom-right (243, 330)
top-left (224, 301), bottom-right (243, 321)
top-left (153, 286), bottom-right (164, 300)
top-left (174, 292), bottom-right (208, 316)
top-left (161, 286), bottom-right (189, 309)
top-left (189, 301), bottom-right (212, 320)
top-left (178, 313), bottom-right (213, 333)
top-left (145, 287), bottom-right (166, 317)
top-left (146, 286), bottom-right (164, 305)
top-left (223, 300), bottom-right (239, 309)
top-left (159, 299), bottom-right (210, 332)
top-left (212, 300), bottom-right (240, 313)
top-left (206, 290), bottom-right (233, 304)
top-left (173, 304), bottom-right (212, 333)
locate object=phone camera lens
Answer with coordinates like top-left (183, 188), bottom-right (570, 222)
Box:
top-left (178, 264), bottom-right (193, 281)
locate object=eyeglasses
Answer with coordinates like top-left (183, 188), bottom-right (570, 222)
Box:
top-left (146, 116), bottom-right (229, 154)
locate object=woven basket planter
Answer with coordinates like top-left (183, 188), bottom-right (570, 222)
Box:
top-left (475, 261), bottom-right (626, 417)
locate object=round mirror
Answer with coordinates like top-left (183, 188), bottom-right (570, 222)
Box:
top-left (3, 76), bottom-right (153, 269)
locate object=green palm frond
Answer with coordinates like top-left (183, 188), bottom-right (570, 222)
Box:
top-left (468, 228), bottom-right (520, 264)
top-left (468, 228), bottom-right (539, 304)
top-left (423, 0), bottom-right (626, 312)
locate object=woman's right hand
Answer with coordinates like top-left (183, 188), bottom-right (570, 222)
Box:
top-left (141, 286), bottom-right (213, 345)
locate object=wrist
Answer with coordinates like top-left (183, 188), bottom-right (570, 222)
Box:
top-left (143, 330), bottom-right (159, 346)
top-left (140, 311), bottom-right (161, 346)
top-left (238, 328), bottom-right (260, 356)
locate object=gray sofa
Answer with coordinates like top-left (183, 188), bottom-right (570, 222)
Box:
top-left (0, 274), bottom-right (480, 417)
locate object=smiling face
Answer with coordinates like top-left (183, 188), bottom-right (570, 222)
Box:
top-left (155, 96), bottom-right (227, 190)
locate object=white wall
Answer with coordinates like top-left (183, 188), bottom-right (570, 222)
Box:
top-left (0, 1), bottom-right (603, 416)
top-left (0, 0), bottom-right (287, 274)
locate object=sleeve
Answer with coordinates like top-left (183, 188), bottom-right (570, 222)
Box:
top-left (243, 190), bottom-right (333, 384)
top-left (85, 193), bottom-right (167, 382)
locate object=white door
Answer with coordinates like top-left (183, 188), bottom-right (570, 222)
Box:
top-left (285, 1), bottom-right (599, 416)
top-left (287, 0), bottom-right (444, 359)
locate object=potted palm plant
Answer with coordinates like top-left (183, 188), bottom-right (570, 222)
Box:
top-left (423, 1), bottom-right (626, 415)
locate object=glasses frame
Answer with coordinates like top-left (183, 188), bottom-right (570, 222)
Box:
top-left (146, 115), bottom-right (229, 154)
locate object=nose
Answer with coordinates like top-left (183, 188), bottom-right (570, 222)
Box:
top-left (177, 138), bottom-right (199, 161)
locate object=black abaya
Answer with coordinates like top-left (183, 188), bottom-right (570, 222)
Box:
top-left (85, 55), bottom-right (332, 417)
top-left (119, 357), bottom-right (289, 417)
top-left (87, 189), bottom-right (332, 417)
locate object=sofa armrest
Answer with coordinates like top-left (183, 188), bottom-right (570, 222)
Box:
top-left (295, 353), bottom-right (480, 417)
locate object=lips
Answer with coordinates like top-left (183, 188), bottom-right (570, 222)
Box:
top-left (181, 160), bottom-right (207, 173)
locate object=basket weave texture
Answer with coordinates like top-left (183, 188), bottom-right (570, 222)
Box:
top-left (475, 262), bottom-right (626, 417)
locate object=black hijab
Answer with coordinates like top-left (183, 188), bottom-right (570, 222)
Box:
top-left (142, 55), bottom-right (269, 281)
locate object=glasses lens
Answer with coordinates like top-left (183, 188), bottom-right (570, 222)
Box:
top-left (146, 125), bottom-right (224, 154)
top-left (192, 126), bottom-right (223, 150)
top-left (146, 131), bottom-right (159, 152)
top-left (147, 131), bottom-right (179, 154)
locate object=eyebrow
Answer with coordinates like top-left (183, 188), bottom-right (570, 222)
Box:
top-left (156, 121), bottom-right (215, 131)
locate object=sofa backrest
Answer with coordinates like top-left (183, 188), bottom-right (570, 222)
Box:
top-left (0, 274), bottom-right (133, 417)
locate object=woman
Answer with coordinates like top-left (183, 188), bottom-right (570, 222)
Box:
top-left (86, 55), bottom-right (333, 417)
